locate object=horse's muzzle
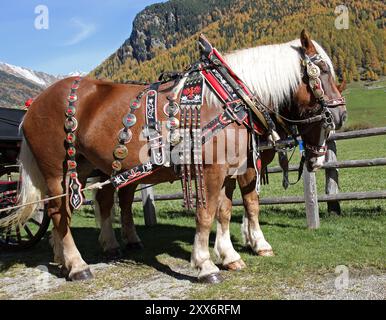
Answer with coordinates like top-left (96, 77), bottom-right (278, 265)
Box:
top-left (330, 108), bottom-right (347, 130)
top-left (306, 155), bottom-right (325, 172)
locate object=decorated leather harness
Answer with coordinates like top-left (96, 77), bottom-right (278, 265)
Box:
top-left (64, 35), bottom-right (342, 210)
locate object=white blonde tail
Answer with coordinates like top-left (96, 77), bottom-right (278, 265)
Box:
top-left (0, 138), bottom-right (46, 228)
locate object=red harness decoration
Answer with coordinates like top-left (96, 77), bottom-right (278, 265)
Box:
top-left (24, 98), bottom-right (34, 109)
top-left (199, 46), bottom-right (265, 136)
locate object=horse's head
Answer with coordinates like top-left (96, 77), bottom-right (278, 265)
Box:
top-left (293, 30), bottom-right (347, 172)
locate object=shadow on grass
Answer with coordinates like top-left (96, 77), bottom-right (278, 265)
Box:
top-left (121, 223), bottom-right (197, 282)
top-left (0, 223), bottom-right (201, 282)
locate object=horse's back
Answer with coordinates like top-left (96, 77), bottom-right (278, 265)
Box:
top-left (21, 77), bottom-right (142, 176)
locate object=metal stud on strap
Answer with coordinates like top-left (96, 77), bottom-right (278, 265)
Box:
top-left (118, 129), bottom-right (133, 144)
top-left (307, 63), bottom-right (321, 78)
top-left (65, 105), bottom-right (76, 117)
top-left (68, 94), bottom-right (78, 103)
top-left (66, 132), bottom-right (76, 144)
top-left (163, 102), bottom-right (179, 116)
top-left (114, 145), bottom-right (129, 160)
top-left (67, 147), bottom-right (76, 157)
top-left (123, 113), bottom-right (137, 128)
top-left (65, 117), bottom-right (78, 132)
top-left (130, 99), bottom-right (141, 110)
top-left (166, 117), bottom-right (180, 130)
top-left (112, 160), bottom-right (123, 172)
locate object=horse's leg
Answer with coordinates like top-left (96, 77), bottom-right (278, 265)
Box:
top-left (214, 178), bottom-right (246, 271)
top-left (118, 185), bottom-right (143, 250)
top-left (94, 184), bottom-right (121, 259)
top-left (48, 177), bottom-right (93, 281)
top-left (191, 165), bottom-right (225, 283)
top-left (238, 167), bottom-right (274, 256)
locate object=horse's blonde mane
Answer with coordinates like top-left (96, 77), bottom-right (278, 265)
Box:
top-left (205, 39), bottom-right (335, 109)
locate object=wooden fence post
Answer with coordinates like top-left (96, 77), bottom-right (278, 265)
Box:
top-left (303, 163), bottom-right (320, 229)
top-left (141, 184), bottom-right (157, 226)
top-left (325, 140), bottom-right (341, 214)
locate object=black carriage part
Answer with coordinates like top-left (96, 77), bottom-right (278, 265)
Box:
top-left (0, 107), bottom-right (25, 165)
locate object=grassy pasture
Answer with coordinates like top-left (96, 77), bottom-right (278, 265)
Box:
top-left (342, 78), bottom-right (386, 130)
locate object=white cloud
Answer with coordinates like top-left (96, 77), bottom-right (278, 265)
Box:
top-left (63, 18), bottom-right (96, 46)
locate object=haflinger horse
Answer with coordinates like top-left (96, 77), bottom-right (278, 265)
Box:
top-left (0, 30), bottom-right (346, 283)
top-left (94, 30), bottom-right (347, 278)
top-left (93, 30), bottom-right (347, 279)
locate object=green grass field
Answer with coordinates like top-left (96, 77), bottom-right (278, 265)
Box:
top-left (0, 79), bottom-right (385, 300)
top-left (342, 78), bottom-right (386, 130)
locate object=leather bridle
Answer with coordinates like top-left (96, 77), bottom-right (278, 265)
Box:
top-left (303, 53), bottom-right (346, 109)
top-left (298, 52), bottom-right (346, 157)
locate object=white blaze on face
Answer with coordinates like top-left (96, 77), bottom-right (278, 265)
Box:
top-left (312, 128), bottom-right (328, 169)
top-left (315, 151), bottom-right (326, 168)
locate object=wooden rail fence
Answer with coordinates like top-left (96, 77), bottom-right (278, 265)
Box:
top-left (137, 127), bottom-right (386, 229)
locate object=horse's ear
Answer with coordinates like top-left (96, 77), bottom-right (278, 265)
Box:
top-left (300, 29), bottom-right (316, 54)
top-left (337, 80), bottom-right (347, 93)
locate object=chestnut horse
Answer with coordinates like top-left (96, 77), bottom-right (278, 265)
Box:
top-left (94, 31), bottom-right (347, 278)
top-left (0, 31), bottom-right (346, 283)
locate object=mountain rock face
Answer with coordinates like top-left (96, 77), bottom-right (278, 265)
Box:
top-left (116, 0), bottom-right (236, 64)
top-left (93, 0), bottom-right (239, 79)
top-left (0, 62), bottom-right (61, 108)
top-left (92, 0), bottom-right (385, 83)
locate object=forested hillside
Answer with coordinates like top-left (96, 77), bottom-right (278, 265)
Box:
top-left (0, 70), bottom-right (42, 108)
top-left (91, 0), bottom-right (385, 83)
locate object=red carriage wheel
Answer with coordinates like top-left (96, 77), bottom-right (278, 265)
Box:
top-left (0, 165), bottom-right (50, 250)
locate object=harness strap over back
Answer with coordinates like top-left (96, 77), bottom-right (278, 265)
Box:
top-left (199, 34), bottom-right (270, 134)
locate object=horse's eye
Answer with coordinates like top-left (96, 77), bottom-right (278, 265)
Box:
top-left (320, 62), bottom-right (330, 74)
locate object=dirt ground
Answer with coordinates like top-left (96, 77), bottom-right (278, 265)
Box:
top-left (0, 257), bottom-right (384, 300)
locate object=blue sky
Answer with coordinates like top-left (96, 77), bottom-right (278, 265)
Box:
top-left (0, 1), bottom-right (164, 75)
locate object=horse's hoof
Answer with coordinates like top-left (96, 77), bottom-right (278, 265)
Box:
top-left (103, 248), bottom-right (122, 260)
top-left (257, 249), bottom-right (275, 257)
top-left (68, 269), bottom-right (94, 281)
top-left (198, 273), bottom-right (223, 284)
top-left (60, 266), bottom-right (69, 279)
top-left (126, 242), bottom-right (144, 251)
top-left (225, 259), bottom-right (246, 271)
